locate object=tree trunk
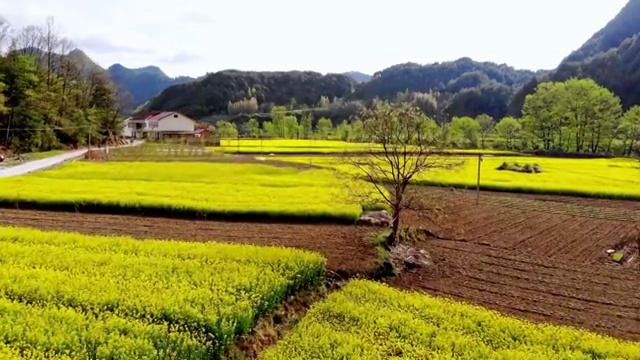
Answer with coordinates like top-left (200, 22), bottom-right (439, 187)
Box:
top-left (388, 207), bottom-right (402, 249)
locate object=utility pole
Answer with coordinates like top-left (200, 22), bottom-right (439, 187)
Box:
top-left (476, 153), bottom-right (483, 205)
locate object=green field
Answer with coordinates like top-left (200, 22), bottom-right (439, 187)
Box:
top-left (0, 161), bottom-right (375, 222)
top-left (213, 139), bottom-right (518, 155)
top-left (273, 155), bottom-right (640, 200)
top-left (0, 227), bottom-right (324, 358)
top-left (263, 280), bottom-right (640, 359)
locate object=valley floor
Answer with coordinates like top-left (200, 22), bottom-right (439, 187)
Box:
top-left (2, 187), bottom-right (638, 343)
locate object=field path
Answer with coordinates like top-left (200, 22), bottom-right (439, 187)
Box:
top-left (0, 141), bottom-right (143, 178)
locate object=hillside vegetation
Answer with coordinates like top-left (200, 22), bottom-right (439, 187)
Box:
top-left (146, 70), bottom-right (357, 118)
top-left (108, 63), bottom-right (194, 106)
top-left (148, 58), bottom-right (544, 120)
top-left (511, 0), bottom-right (640, 114)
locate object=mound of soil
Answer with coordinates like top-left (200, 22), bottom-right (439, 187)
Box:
top-left (84, 150), bottom-right (108, 161)
top-left (497, 162), bottom-right (543, 174)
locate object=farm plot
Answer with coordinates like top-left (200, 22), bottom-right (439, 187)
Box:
top-left (215, 139), bottom-right (381, 154)
top-left (214, 139), bottom-right (518, 155)
top-left (0, 161), bottom-right (377, 223)
top-left (0, 227), bottom-right (324, 358)
top-left (273, 155), bottom-right (640, 200)
top-left (0, 208), bottom-right (379, 277)
top-left (408, 188), bottom-right (640, 263)
top-left (397, 187), bottom-right (640, 341)
top-left (263, 280), bottom-right (640, 359)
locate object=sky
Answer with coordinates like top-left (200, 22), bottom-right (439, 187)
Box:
top-left (0, 0), bottom-right (630, 78)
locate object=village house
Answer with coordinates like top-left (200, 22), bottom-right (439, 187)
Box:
top-left (122, 111), bottom-right (196, 139)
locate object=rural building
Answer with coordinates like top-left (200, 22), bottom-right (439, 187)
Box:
top-left (123, 112), bottom-right (196, 139)
top-left (194, 128), bottom-right (213, 139)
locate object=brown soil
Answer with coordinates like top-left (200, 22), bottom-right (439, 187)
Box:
top-left (396, 187), bottom-right (640, 342)
top-left (1, 187), bottom-right (639, 342)
top-left (0, 209), bottom-right (377, 277)
top-left (224, 286), bottom-right (328, 360)
top-left (84, 150), bottom-right (108, 161)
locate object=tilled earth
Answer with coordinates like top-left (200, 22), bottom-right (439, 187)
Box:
top-left (398, 188), bottom-right (640, 342)
top-left (0, 209), bottom-right (378, 277)
top-left (1, 188), bottom-right (639, 341)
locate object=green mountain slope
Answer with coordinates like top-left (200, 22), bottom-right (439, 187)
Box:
top-left (343, 71), bottom-right (372, 83)
top-left (146, 70), bottom-right (356, 118)
top-left (107, 64), bottom-right (194, 107)
top-left (510, 0), bottom-right (640, 114)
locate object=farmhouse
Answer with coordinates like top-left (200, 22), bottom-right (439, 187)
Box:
top-left (123, 111), bottom-right (196, 139)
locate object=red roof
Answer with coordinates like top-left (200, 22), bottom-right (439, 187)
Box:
top-left (130, 111), bottom-right (176, 122)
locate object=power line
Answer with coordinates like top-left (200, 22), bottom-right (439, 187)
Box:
top-left (3, 124), bottom-right (98, 131)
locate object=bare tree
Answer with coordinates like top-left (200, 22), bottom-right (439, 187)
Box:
top-left (43, 17), bottom-right (61, 87)
top-left (12, 25), bottom-right (45, 57)
top-left (0, 17), bottom-right (11, 54)
top-left (344, 102), bottom-right (459, 248)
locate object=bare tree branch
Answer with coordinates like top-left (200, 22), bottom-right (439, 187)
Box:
top-left (342, 102), bottom-right (463, 248)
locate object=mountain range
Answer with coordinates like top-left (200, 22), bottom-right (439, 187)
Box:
top-left (510, 0), bottom-right (640, 114)
top-left (107, 64), bottom-right (194, 107)
top-left (74, 0), bottom-right (640, 119)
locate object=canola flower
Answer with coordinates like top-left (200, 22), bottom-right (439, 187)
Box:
top-left (0, 227), bottom-right (325, 358)
top-left (263, 280), bottom-right (640, 360)
top-left (0, 161), bottom-right (373, 222)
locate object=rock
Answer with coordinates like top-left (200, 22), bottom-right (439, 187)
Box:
top-left (606, 249), bottom-right (616, 255)
top-left (356, 210), bottom-right (392, 227)
top-left (390, 244), bottom-right (432, 271)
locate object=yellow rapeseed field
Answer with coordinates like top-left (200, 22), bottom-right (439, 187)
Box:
top-left (213, 139), bottom-right (516, 155)
top-left (262, 280), bottom-right (640, 359)
top-left (0, 227), bottom-right (325, 358)
top-left (273, 155), bottom-right (640, 200)
top-left (0, 161), bottom-right (375, 222)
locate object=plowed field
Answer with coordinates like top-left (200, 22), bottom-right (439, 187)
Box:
top-left (398, 188), bottom-right (640, 342)
top-left (0, 209), bottom-right (377, 277)
top-left (1, 188), bottom-right (638, 342)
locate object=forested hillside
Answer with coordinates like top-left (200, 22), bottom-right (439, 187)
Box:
top-left (343, 71), bottom-right (371, 83)
top-left (146, 70), bottom-right (357, 118)
top-left (108, 64), bottom-right (193, 108)
top-left (0, 19), bottom-right (121, 153)
top-left (146, 58), bottom-right (544, 120)
top-left (350, 58), bottom-right (546, 120)
top-left (510, 0), bottom-right (640, 115)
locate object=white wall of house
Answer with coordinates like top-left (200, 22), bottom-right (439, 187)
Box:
top-left (156, 113), bottom-right (195, 132)
top-left (122, 118), bottom-right (133, 137)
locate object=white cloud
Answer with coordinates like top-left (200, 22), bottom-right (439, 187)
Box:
top-left (0, 0), bottom-right (630, 78)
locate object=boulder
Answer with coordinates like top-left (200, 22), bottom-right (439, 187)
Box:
top-left (356, 210), bottom-right (392, 227)
top-left (390, 244), bottom-right (432, 271)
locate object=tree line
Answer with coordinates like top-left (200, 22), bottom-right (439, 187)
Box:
top-left (213, 78), bottom-right (640, 157)
top-left (0, 17), bottom-right (122, 153)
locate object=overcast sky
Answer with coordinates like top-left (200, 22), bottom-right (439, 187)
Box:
top-left (0, 0), bottom-right (629, 78)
